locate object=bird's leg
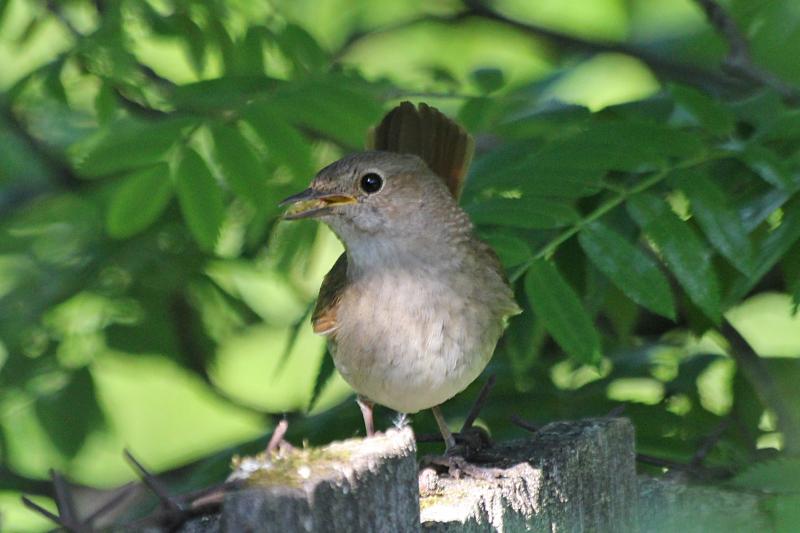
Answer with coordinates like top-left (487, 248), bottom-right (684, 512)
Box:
top-left (357, 395), bottom-right (375, 437)
top-left (431, 405), bottom-right (457, 452)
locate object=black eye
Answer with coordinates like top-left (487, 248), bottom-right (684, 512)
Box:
top-left (360, 173), bottom-right (383, 194)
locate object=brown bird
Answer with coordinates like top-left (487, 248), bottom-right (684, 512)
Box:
top-left (280, 102), bottom-right (520, 451)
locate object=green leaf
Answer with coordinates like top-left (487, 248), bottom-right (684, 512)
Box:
top-left (241, 102), bottom-right (314, 180)
top-left (673, 170), bottom-right (754, 275)
top-left (170, 76), bottom-right (278, 113)
top-left (208, 17), bottom-right (236, 75)
top-left (209, 122), bottom-right (268, 207)
top-left (174, 149), bottom-right (225, 252)
top-left (525, 259), bottom-right (601, 364)
top-left (479, 232), bottom-right (531, 268)
top-left (106, 164), bottom-right (173, 238)
top-left (669, 84), bottom-right (735, 135)
top-left (730, 457), bottom-right (800, 493)
top-left (728, 195), bottom-right (800, 302)
top-left (468, 142), bottom-right (605, 199)
top-left (739, 145), bottom-right (796, 190)
top-left (237, 26), bottom-right (267, 75)
top-left (628, 192), bottom-right (722, 323)
top-left (555, 121), bottom-right (704, 171)
top-left (578, 221), bottom-right (676, 320)
top-left (470, 120), bottom-right (703, 199)
top-left (71, 117), bottom-right (194, 178)
top-left (270, 75), bottom-right (384, 149)
top-left (494, 102), bottom-right (590, 139)
top-left (35, 367), bottom-right (105, 457)
top-left (471, 68), bottom-right (505, 93)
top-left (782, 241), bottom-right (800, 311)
top-left (178, 14), bottom-right (206, 75)
top-left (466, 198), bottom-right (580, 229)
top-left (773, 494), bottom-right (800, 533)
top-left (308, 350), bottom-right (336, 412)
top-left (275, 23), bottom-right (328, 74)
top-left (94, 82), bottom-right (117, 125)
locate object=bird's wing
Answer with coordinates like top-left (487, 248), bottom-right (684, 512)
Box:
top-left (314, 103), bottom-right (474, 337)
top-left (366, 101), bottom-right (474, 199)
top-left (312, 253), bottom-right (348, 336)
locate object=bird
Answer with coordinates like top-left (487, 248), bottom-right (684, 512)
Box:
top-left (280, 102), bottom-right (520, 451)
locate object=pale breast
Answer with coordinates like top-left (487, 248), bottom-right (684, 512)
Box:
top-left (329, 266), bottom-right (510, 413)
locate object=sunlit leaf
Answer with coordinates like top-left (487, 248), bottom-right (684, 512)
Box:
top-left (106, 164), bottom-right (172, 238)
top-left (628, 192), bottom-right (722, 323)
top-left (209, 122), bottom-right (269, 207)
top-left (174, 148), bottom-right (225, 252)
top-left (269, 76), bottom-right (384, 149)
top-left (525, 259), bottom-right (601, 364)
top-left (179, 14), bottom-right (206, 75)
top-left (579, 221), bottom-right (676, 319)
top-left (71, 117), bottom-right (195, 178)
top-left (275, 23), bottom-right (328, 74)
top-left (241, 101), bottom-right (314, 179)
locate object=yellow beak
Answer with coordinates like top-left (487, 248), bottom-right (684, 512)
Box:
top-left (280, 188), bottom-right (357, 220)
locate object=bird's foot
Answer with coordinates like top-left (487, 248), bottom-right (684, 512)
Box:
top-left (419, 453), bottom-right (505, 480)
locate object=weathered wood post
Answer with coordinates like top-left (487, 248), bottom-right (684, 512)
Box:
top-left (419, 418), bottom-right (637, 531)
top-left (183, 417), bottom-right (639, 532)
top-left (217, 429), bottom-right (419, 532)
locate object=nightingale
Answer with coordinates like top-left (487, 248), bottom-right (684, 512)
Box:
top-left (280, 102), bottom-right (520, 451)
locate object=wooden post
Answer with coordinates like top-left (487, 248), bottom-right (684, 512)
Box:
top-left (419, 418), bottom-right (638, 531)
top-left (181, 418), bottom-right (639, 532)
top-left (216, 428), bottom-right (419, 533)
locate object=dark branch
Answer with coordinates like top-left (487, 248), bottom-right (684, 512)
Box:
top-left (336, 3), bottom-right (746, 97)
top-left (694, 0), bottom-right (800, 105)
top-left (460, 374), bottom-right (496, 432)
top-left (722, 320), bottom-right (800, 454)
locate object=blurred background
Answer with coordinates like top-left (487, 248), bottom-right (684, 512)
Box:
top-left (1, 0), bottom-right (800, 530)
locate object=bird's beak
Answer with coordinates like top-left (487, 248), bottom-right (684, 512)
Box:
top-left (279, 188), bottom-right (357, 220)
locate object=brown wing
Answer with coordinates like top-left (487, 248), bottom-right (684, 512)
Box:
top-left (366, 101), bottom-right (474, 199)
top-left (312, 253), bottom-right (348, 336)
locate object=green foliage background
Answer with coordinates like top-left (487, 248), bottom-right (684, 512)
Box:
top-left (1, 0), bottom-right (800, 530)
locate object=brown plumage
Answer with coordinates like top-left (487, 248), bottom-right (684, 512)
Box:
top-left (283, 102), bottom-right (519, 450)
top-left (313, 102), bottom-right (477, 338)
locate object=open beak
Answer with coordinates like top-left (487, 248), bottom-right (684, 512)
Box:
top-left (279, 188), bottom-right (357, 220)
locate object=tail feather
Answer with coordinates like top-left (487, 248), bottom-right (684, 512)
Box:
top-left (367, 101), bottom-right (474, 199)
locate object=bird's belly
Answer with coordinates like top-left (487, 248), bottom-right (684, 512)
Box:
top-left (329, 273), bottom-right (502, 413)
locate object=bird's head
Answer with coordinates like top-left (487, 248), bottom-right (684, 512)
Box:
top-left (280, 151), bottom-right (456, 243)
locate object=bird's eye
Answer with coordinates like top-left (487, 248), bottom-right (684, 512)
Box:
top-left (359, 173), bottom-right (383, 194)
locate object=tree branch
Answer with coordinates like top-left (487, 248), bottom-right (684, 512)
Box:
top-left (722, 319), bottom-right (800, 454)
top-left (335, 4), bottom-right (746, 97)
top-left (693, 0), bottom-right (800, 105)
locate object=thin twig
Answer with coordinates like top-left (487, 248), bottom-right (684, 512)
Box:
top-left (51, 470), bottom-right (80, 530)
top-left (21, 496), bottom-right (64, 526)
top-left (690, 418), bottom-right (732, 467)
top-left (83, 484), bottom-right (137, 525)
top-left (461, 375), bottom-right (496, 432)
top-left (510, 414), bottom-right (541, 433)
top-left (123, 450), bottom-right (183, 514)
top-left (693, 0), bottom-right (800, 105)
